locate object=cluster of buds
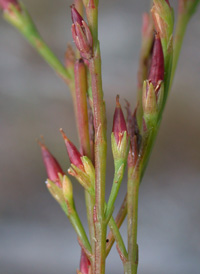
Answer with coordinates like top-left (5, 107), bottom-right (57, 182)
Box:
top-left (71, 5), bottom-right (93, 60)
top-left (60, 129), bottom-right (95, 197)
top-left (142, 34), bottom-right (164, 128)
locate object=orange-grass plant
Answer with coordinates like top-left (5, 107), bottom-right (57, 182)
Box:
top-left (1, 0), bottom-right (199, 273)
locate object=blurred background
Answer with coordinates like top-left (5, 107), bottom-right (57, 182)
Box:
top-left (0, 0), bottom-right (200, 273)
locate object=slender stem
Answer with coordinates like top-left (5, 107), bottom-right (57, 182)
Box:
top-left (86, 3), bottom-right (107, 273)
top-left (106, 162), bottom-right (125, 220)
top-left (89, 49), bottom-right (107, 274)
top-left (68, 207), bottom-right (92, 254)
top-left (106, 194), bottom-right (127, 256)
top-left (170, 13), bottom-right (189, 89)
top-left (108, 217), bottom-right (128, 260)
top-left (74, 60), bottom-right (95, 258)
top-left (127, 165), bottom-right (140, 274)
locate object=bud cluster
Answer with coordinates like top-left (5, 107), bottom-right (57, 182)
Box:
top-left (71, 5), bottom-right (93, 59)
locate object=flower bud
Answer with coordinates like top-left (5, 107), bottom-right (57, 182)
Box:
top-left (60, 128), bottom-right (84, 171)
top-left (71, 5), bottom-right (93, 59)
top-left (148, 34), bottom-right (164, 89)
top-left (79, 249), bottom-right (91, 274)
top-left (0, 0), bottom-right (19, 11)
top-left (38, 140), bottom-right (64, 188)
top-left (142, 80), bottom-right (164, 128)
top-left (112, 95), bottom-right (128, 147)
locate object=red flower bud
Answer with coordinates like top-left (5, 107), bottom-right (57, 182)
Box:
top-left (148, 34), bottom-right (164, 88)
top-left (112, 96), bottom-right (127, 146)
top-left (38, 140), bottom-right (64, 188)
top-left (79, 249), bottom-right (91, 274)
top-left (0, 0), bottom-right (19, 10)
top-left (60, 128), bottom-right (84, 171)
top-left (71, 5), bottom-right (93, 59)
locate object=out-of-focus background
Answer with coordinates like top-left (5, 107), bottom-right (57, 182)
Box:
top-left (0, 0), bottom-right (200, 273)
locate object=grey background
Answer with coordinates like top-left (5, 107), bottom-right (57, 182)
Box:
top-left (0, 0), bottom-right (200, 273)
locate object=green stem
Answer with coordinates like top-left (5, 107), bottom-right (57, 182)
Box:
top-left (68, 207), bottom-right (92, 254)
top-left (170, 13), bottom-right (190, 89)
top-left (106, 163), bottom-right (125, 220)
top-left (127, 165), bottom-right (140, 274)
top-left (89, 48), bottom-right (107, 274)
top-left (74, 60), bottom-right (95, 258)
top-left (108, 217), bottom-right (128, 260)
top-left (106, 194), bottom-right (127, 257)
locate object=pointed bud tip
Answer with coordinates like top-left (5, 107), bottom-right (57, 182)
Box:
top-left (60, 129), bottom-right (84, 170)
top-left (71, 4), bottom-right (84, 26)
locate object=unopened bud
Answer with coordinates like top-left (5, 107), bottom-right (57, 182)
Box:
top-left (148, 34), bottom-right (164, 89)
top-left (0, 0), bottom-right (19, 11)
top-left (71, 5), bottom-right (93, 59)
top-left (79, 249), bottom-right (91, 274)
top-left (112, 95), bottom-right (128, 147)
top-left (60, 128), bottom-right (84, 171)
top-left (38, 140), bottom-right (64, 188)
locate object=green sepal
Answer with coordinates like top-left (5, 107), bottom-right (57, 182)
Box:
top-left (46, 179), bottom-right (68, 214)
top-left (111, 131), bottom-right (130, 163)
top-left (68, 164), bottom-right (95, 197)
top-left (81, 156), bottom-right (95, 188)
top-left (62, 175), bottom-right (74, 205)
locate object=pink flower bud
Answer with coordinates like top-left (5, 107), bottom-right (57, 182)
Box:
top-left (112, 96), bottom-right (127, 146)
top-left (0, 0), bottom-right (19, 10)
top-left (71, 5), bottom-right (93, 59)
top-left (60, 128), bottom-right (84, 171)
top-left (79, 249), bottom-right (91, 274)
top-left (38, 140), bottom-right (64, 188)
top-left (148, 34), bottom-right (164, 89)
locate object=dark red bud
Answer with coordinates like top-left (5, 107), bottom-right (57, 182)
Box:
top-left (0, 0), bottom-right (18, 10)
top-left (112, 95), bottom-right (127, 145)
top-left (71, 5), bottom-right (84, 28)
top-left (148, 34), bottom-right (164, 88)
top-left (60, 129), bottom-right (84, 171)
top-left (38, 140), bottom-right (64, 188)
top-left (80, 249), bottom-right (90, 274)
